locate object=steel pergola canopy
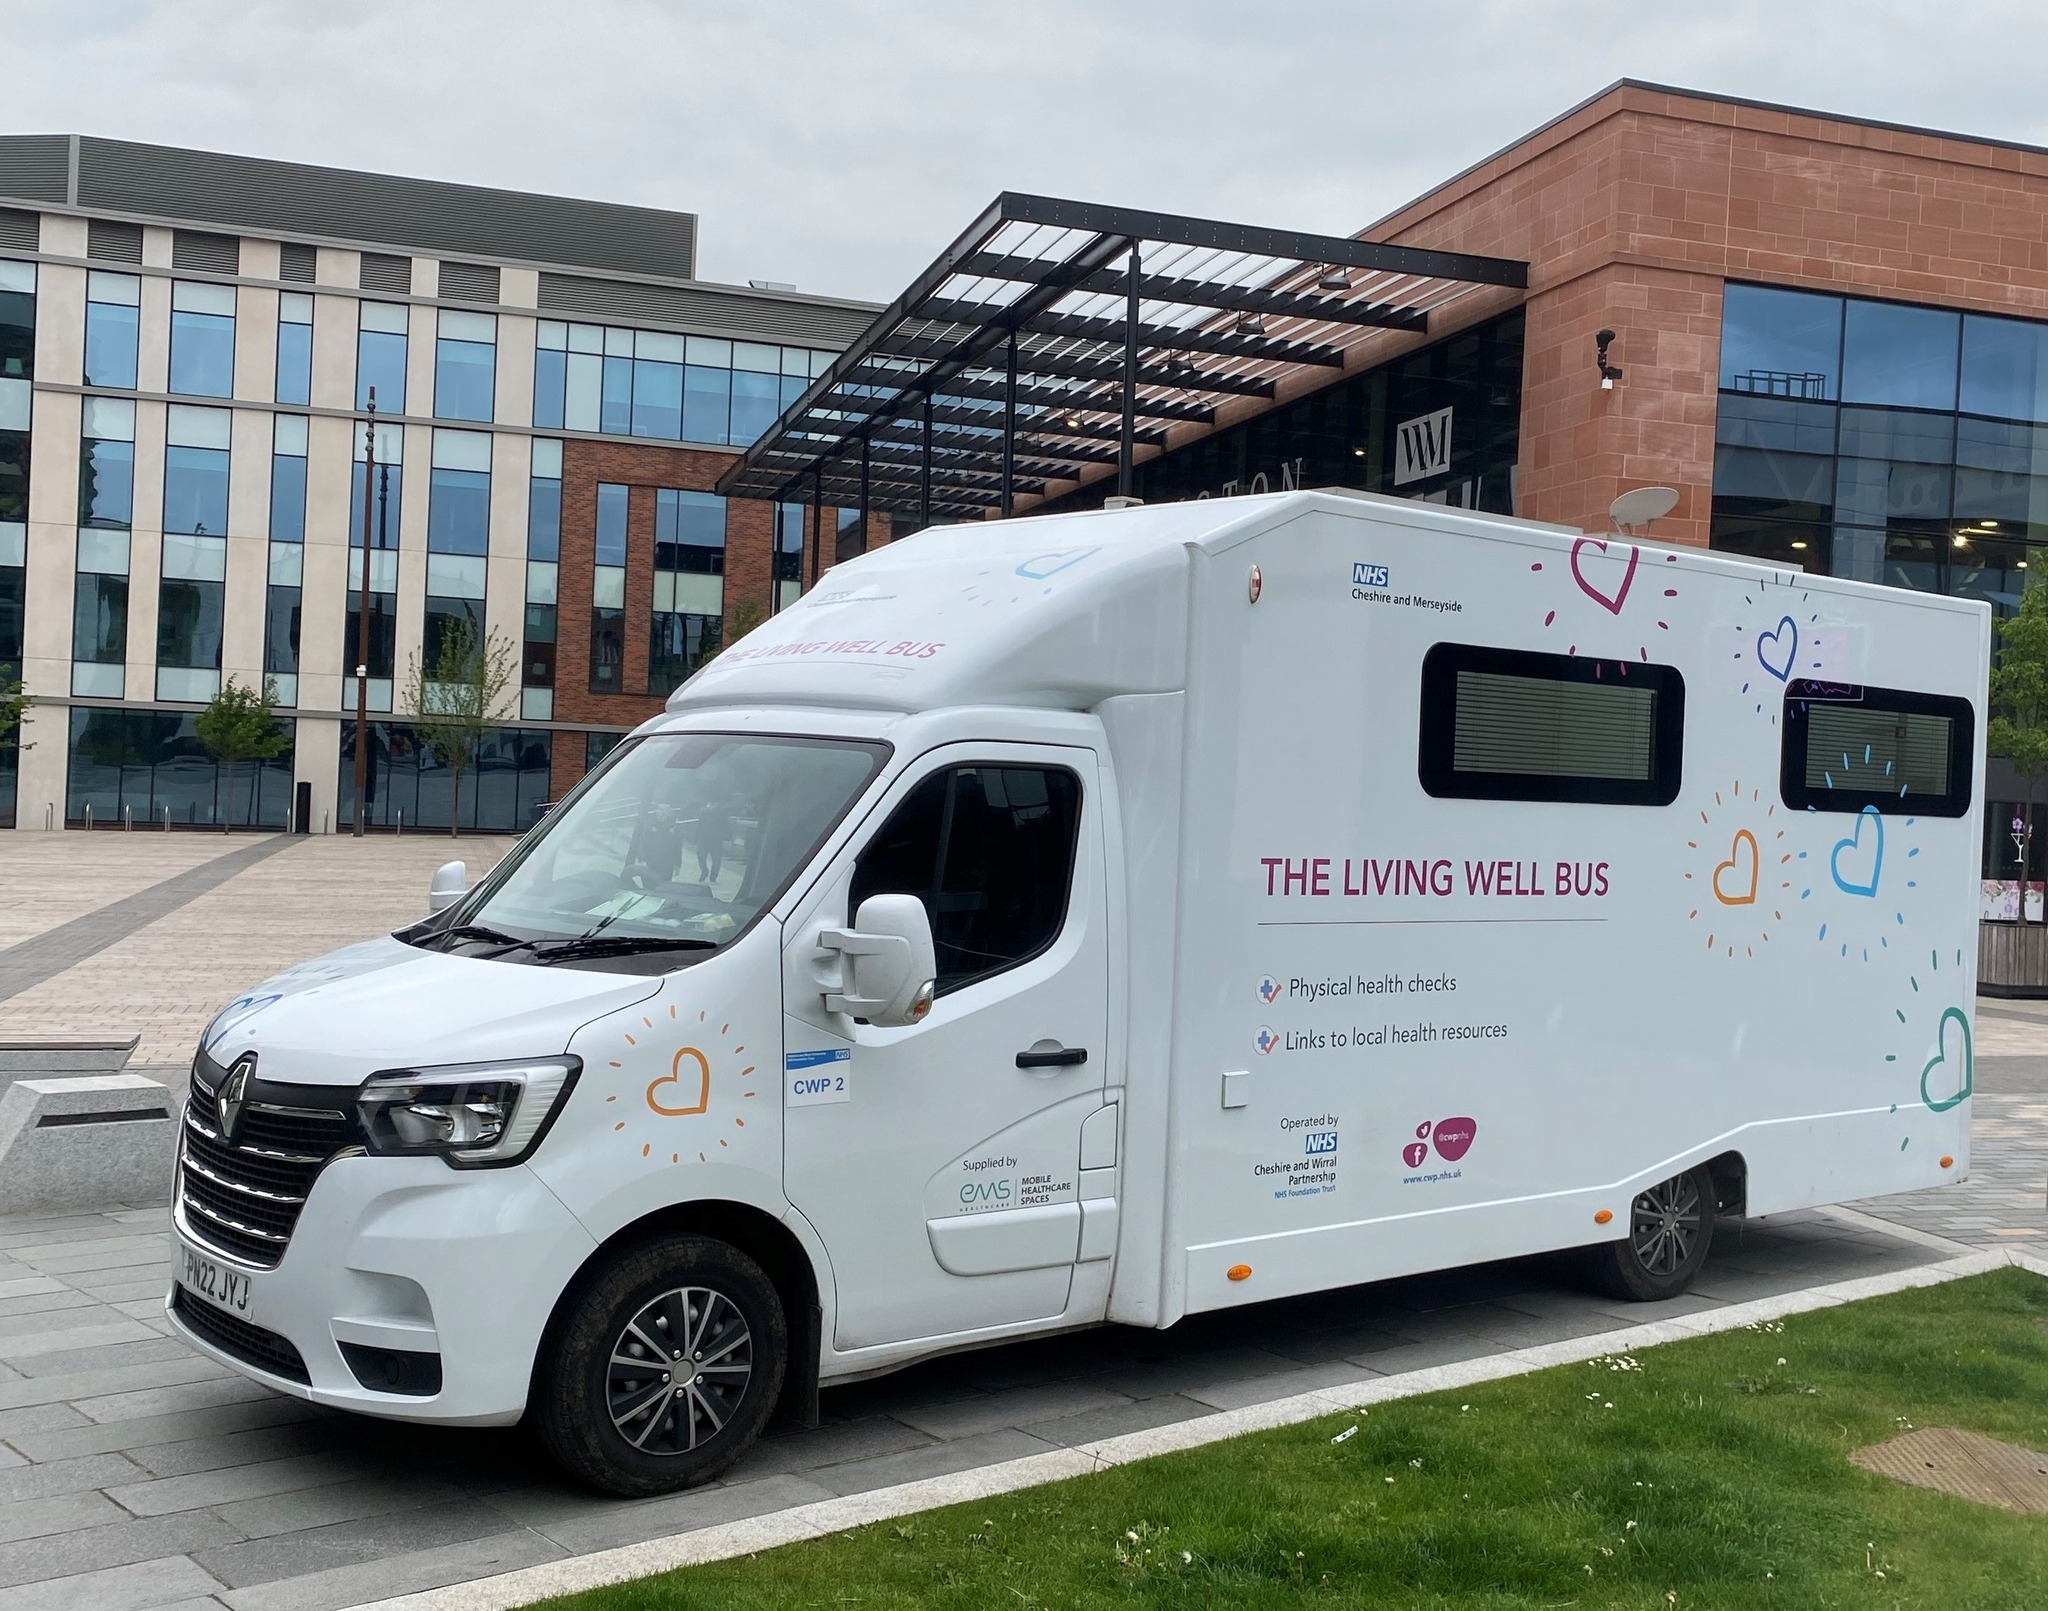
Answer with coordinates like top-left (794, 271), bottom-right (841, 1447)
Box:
top-left (716, 191), bottom-right (1528, 523)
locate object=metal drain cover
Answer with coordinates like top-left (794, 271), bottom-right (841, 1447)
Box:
top-left (1851, 1427), bottom-right (2048, 1513)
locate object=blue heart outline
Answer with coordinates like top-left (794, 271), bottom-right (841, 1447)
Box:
top-left (1920, 1006), bottom-right (1973, 1112)
top-left (1830, 805), bottom-right (1884, 898)
top-left (1755, 614), bottom-right (1799, 681)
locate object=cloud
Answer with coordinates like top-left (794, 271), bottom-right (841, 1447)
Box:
top-left (7, 0), bottom-right (2047, 300)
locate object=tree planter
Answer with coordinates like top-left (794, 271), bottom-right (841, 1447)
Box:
top-left (1979, 919), bottom-right (2048, 998)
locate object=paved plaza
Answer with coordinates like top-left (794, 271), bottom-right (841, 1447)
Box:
top-left (0, 834), bottom-right (2035, 1610)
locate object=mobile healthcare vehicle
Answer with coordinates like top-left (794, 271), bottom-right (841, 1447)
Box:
top-left (167, 490), bottom-right (1987, 1494)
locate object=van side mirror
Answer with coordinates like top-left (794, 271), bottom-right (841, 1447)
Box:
top-left (818, 894), bottom-right (937, 1027)
top-left (428, 860), bottom-right (468, 915)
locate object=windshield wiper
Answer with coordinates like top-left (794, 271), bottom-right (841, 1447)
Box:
top-left (434, 923), bottom-right (529, 952)
top-left (527, 934), bottom-right (720, 962)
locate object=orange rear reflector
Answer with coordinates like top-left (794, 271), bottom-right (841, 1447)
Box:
top-left (1226, 1263), bottom-right (1252, 1282)
top-left (1593, 1209), bottom-right (1614, 1225)
top-left (1940, 1155), bottom-right (1954, 1169)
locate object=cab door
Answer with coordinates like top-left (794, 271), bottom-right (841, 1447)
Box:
top-left (781, 743), bottom-right (1111, 1352)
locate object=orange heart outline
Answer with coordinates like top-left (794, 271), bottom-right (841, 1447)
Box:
top-left (647, 1046), bottom-right (711, 1116)
top-left (1712, 828), bottom-right (1759, 906)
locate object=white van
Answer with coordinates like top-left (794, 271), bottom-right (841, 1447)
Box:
top-left (168, 491), bottom-right (1987, 1495)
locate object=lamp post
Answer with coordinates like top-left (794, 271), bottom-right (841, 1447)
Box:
top-left (352, 391), bottom-right (377, 838)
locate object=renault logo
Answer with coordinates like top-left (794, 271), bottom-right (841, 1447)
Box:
top-left (218, 1057), bottom-right (254, 1141)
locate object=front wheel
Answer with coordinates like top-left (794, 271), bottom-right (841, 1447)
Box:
top-left (535, 1235), bottom-right (787, 1496)
top-left (1587, 1163), bottom-right (1716, 1302)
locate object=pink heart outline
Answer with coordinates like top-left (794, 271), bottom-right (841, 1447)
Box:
top-left (1431, 1117), bottom-right (1477, 1162)
top-left (1569, 539), bottom-right (1640, 615)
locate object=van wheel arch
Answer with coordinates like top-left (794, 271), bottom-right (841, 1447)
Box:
top-left (535, 1201), bottom-right (823, 1432)
top-left (1704, 1150), bottom-right (1748, 1219)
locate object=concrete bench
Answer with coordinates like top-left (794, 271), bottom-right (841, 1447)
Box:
top-left (0, 1074), bottom-right (177, 1214)
top-left (0, 1037), bottom-right (141, 1101)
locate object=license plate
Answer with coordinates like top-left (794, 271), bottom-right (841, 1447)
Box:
top-left (178, 1242), bottom-right (252, 1317)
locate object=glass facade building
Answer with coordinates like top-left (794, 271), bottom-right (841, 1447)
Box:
top-left (1712, 283), bottom-right (2048, 613)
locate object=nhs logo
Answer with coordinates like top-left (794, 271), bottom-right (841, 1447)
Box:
top-left (1304, 1130), bottom-right (1339, 1156)
top-left (1351, 562), bottom-right (1389, 589)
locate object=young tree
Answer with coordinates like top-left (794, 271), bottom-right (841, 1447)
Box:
top-left (0, 674), bottom-right (28, 752)
top-left (193, 677), bottom-right (289, 831)
top-left (1990, 574), bottom-right (2048, 923)
top-left (403, 615), bottom-right (518, 836)
top-left (716, 599), bottom-right (765, 660)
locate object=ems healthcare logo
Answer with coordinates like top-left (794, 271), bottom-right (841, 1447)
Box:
top-left (1254, 1025), bottom-right (1280, 1056)
top-left (1257, 974), bottom-right (1282, 1005)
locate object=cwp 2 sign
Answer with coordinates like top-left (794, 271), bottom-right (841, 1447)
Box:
top-left (785, 1047), bottom-right (851, 1107)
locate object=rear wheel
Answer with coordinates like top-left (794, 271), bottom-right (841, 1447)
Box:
top-left (536, 1235), bottom-right (786, 1496)
top-left (1588, 1164), bottom-right (1716, 1302)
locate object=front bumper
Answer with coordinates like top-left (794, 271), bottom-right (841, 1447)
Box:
top-left (167, 1152), bottom-right (598, 1425)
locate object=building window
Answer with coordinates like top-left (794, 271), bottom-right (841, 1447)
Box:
top-left (347, 421), bottom-right (403, 713)
top-left (357, 301), bottom-right (408, 412)
top-left (522, 439), bottom-right (561, 720)
top-left (590, 607), bottom-right (625, 693)
top-left (84, 271), bottom-right (140, 390)
top-left (427, 428), bottom-right (492, 555)
top-left (650, 489), bottom-right (725, 695)
top-left (72, 547), bottom-right (129, 698)
top-left (168, 281), bottom-right (236, 398)
top-left (528, 439), bottom-right (562, 563)
top-left (349, 421), bottom-right (404, 551)
top-left (532, 320), bottom-right (833, 444)
top-left (155, 575), bottom-right (225, 703)
top-left (585, 729), bottom-right (624, 772)
top-left (340, 721), bottom-right (552, 832)
top-left (275, 290), bottom-right (313, 405)
top-left (265, 539), bottom-right (301, 708)
top-left (0, 257), bottom-right (33, 382)
top-left (595, 481), bottom-right (629, 566)
top-left (434, 308), bottom-right (496, 422)
top-left (78, 397), bottom-right (136, 530)
top-left (163, 405), bottom-right (231, 537)
top-left (1712, 283), bottom-right (2048, 608)
top-left (730, 343), bottom-right (783, 445)
top-left (68, 708), bottom-right (296, 829)
top-left (270, 414), bottom-right (308, 541)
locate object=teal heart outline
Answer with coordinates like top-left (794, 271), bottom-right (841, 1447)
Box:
top-left (1920, 1006), bottom-right (1973, 1113)
top-left (1830, 805), bottom-right (1884, 898)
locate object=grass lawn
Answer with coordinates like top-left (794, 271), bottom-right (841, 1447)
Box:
top-left (538, 1268), bottom-right (2048, 1610)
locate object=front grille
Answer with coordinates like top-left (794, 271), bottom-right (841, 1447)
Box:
top-left (171, 1285), bottom-right (311, 1383)
top-left (178, 1051), bottom-right (355, 1270)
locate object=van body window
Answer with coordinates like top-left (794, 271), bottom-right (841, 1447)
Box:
top-left (1418, 642), bottom-right (1685, 806)
top-left (1780, 680), bottom-right (1974, 817)
top-left (851, 765), bottom-right (1081, 994)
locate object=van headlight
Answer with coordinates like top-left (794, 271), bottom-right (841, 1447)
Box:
top-left (355, 1057), bottom-right (581, 1168)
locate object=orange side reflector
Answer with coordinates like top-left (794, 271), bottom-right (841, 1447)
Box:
top-left (1940, 1155), bottom-right (1954, 1169)
top-left (1593, 1209), bottom-right (1614, 1225)
top-left (1226, 1263), bottom-right (1252, 1282)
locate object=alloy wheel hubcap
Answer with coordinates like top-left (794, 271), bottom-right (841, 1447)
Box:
top-left (606, 1285), bottom-right (753, 1455)
top-left (1629, 1176), bottom-right (1703, 1276)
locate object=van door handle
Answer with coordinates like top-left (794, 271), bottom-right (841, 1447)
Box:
top-left (1016, 1046), bottom-right (1088, 1069)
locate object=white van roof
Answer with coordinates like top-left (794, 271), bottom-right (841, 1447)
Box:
top-left (666, 489), bottom-right (1975, 716)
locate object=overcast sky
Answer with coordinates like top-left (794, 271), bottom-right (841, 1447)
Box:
top-left (9, 1), bottom-right (2048, 302)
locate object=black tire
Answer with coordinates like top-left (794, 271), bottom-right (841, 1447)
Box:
top-left (1587, 1163), bottom-right (1717, 1302)
top-left (535, 1235), bottom-right (786, 1497)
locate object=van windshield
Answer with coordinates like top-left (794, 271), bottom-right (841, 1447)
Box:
top-left (439, 732), bottom-right (887, 961)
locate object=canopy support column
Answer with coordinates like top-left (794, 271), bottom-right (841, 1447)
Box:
top-left (1117, 244), bottom-right (1141, 500)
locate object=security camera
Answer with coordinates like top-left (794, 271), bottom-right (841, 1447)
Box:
top-left (1594, 328), bottom-right (1623, 390)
